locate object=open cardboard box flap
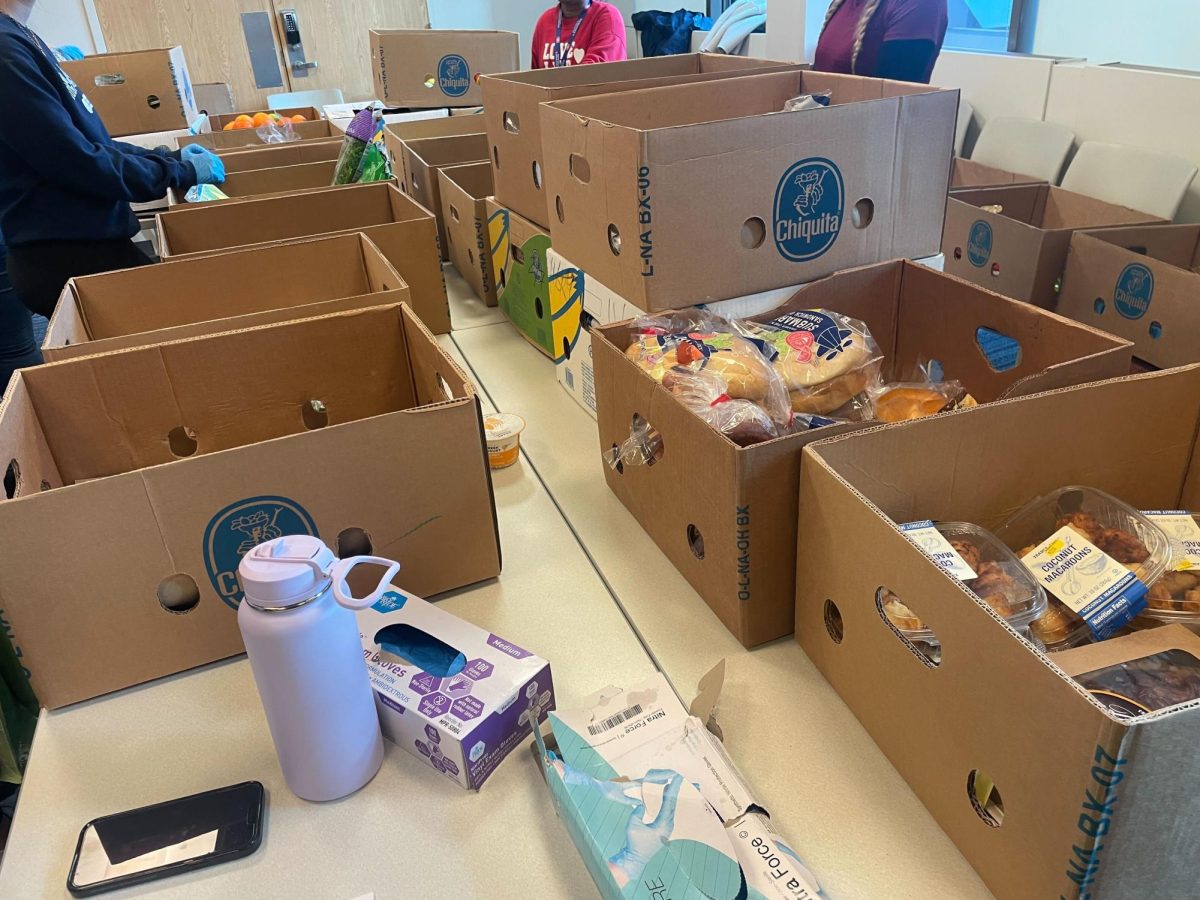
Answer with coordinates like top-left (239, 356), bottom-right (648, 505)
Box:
top-left (796, 364), bottom-right (1200, 898)
top-left (0, 304), bottom-right (500, 709)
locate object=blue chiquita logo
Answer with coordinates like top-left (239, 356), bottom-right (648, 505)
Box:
top-left (967, 220), bottom-right (993, 268)
top-left (773, 157), bottom-right (844, 262)
top-left (1113, 262), bottom-right (1154, 320)
top-left (203, 496), bottom-right (318, 610)
top-left (438, 54), bottom-right (470, 97)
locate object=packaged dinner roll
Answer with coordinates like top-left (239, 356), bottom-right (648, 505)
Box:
top-left (626, 311), bottom-right (792, 436)
top-left (739, 310), bottom-right (883, 416)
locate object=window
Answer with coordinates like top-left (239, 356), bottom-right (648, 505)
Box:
top-left (944, 0), bottom-right (1026, 53)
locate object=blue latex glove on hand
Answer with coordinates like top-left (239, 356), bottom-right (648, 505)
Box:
top-left (181, 144), bottom-right (225, 185)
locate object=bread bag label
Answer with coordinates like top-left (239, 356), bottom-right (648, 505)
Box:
top-left (901, 521), bottom-right (977, 581)
top-left (1020, 526), bottom-right (1147, 639)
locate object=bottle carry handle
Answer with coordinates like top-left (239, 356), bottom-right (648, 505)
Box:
top-left (331, 556), bottom-right (402, 611)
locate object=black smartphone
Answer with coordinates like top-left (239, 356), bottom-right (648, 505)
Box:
top-left (67, 781), bottom-right (265, 897)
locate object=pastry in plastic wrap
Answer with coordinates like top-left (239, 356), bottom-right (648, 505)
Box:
top-left (741, 310), bottom-right (883, 416)
top-left (871, 382), bottom-right (976, 423)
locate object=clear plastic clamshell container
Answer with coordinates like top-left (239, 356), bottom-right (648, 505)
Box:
top-left (993, 487), bottom-right (1173, 652)
top-left (882, 521), bottom-right (1049, 651)
top-left (1134, 510), bottom-right (1200, 632)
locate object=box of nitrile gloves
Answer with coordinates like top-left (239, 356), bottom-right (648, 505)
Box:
top-left (357, 589), bottom-right (553, 790)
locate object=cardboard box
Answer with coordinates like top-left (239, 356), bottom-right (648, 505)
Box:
top-left (167, 160), bottom-right (338, 206)
top-left (370, 29), bottom-right (519, 108)
top-left (795, 364), bottom-right (1200, 899)
top-left (216, 138), bottom-right (344, 174)
top-left (484, 200), bottom-right (565, 360)
top-left (400, 133), bottom-right (491, 261)
top-left (180, 119), bottom-right (336, 151)
top-left (547, 248), bottom-right (816, 419)
top-left (438, 163), bottom-right (497, 307)
top-left (193, 82), bottom-right (235, 116)
top-left (594, 260), bottom-right (1133, 646)
top-left (43, 233), bottom-right (408, 361)
top-left (359, 587), bottom-right (553, 790)
top-left (62, 47), bottom-right (199, 137)
top-left (207, 106), bottom-right (321, 131)
top-left (542, 70), bottom-right (958, 312)
top-left (1057, 225), bottom-right (1200, 369)
top-left (534, 666), bottom-right (823, 900)
top-left (943, 184), bottom-right (1164, 309)
top-left (383, 115), bottom-right (487, 187)
top-left (156, 182), bottom-right (451, 335)
top-left (121, 117), bottom-right (212, 152)
top-left (0, 304), bottom-right (500, 709)
top-left (950, 157), bottom-right (1042, 189)
top-left (482, 53), bottom-right (800, 228)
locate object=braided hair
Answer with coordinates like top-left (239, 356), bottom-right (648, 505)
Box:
top-left (820, 0), bottom-right (886, 75)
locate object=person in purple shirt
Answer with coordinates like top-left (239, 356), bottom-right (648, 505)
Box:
top-left (814, 0), bottom-right (949, 84)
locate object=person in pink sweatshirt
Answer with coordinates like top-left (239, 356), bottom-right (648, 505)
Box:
top-left (531, 0), bottom-right (627, 69)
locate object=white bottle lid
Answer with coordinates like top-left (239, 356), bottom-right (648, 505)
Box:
top-left (239, 535), bottom-right (336, 609)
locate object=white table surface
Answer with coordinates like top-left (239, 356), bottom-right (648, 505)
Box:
top-left (0, 272), bottom-right (993, 900)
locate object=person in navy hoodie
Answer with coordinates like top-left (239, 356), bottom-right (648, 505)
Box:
top-left (0, 1), bottom-right (225, 321)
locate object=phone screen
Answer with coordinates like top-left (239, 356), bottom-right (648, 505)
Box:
top-left (69, 782), bottom-right (264, 895)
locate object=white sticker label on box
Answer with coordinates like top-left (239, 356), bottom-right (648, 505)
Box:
top-left (901, 520), bottom-right (977, 581)
top-left (1143, 511), bottom-right (1200, 571)
top-left (1020, 525), bottom-right (1147, 639)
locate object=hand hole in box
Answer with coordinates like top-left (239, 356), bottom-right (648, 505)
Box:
top-left (824, 599), bottom-right (844, 644)
top-left (740, 217), bottom-right (766, 250)
top-left (569, 153), bottom-right (591, 184)
top-left (423, 74), bottom-right (436, 89)
top-left (556, 195), bottom-right (565, 224)
top-left (156, 573), bottom-right (200, 614)
top-left (562, 336), bottom-right (572, 361)
top-left (468, 247), bottom-right (475, 266)
top-left (1149, 320), bottom-right (1163, 340)
top-left (512, 245), bottom-right (525, 265)
top-left (302, 399), bottom-right (329, 430)
top-left (532, 160), bottom-right (543, 190)
top-left (337, 527), bottom-right (374, 558)
top-left (146, 93), bottom-right (161, 110)
top-left (687, 524), bottom-right (705, 560)
top-left (953, 247), bottom-right (963, 260)
top-left (851, 198), bottom-right (874, 229)
top-left (450, 204), bottom-right (460, 223)
top-left (991, 262), bottom-right (1001, 277)
top-left (503, 111), bottom-right (520, 134)
top-left (39, 479), bottom-right (51, 492)
top-left (975, 327), bottom-right (1021, 372)
top-left (436, 374), bottom-right (455, 401)
top-left (967, 769), bottom-right (1005, 827)
top-left (607, 224), bottom-right (622, 256)
top-left (875, 586), bottom-right (941, 667)
top-left (493, 145), bottom-right (500, 168)
top-left (1094, 298), bottom-right (1106, 315)
top-left (534, 296), bottom-right (544, 319)
top-left (168, 426), bottom-right (198, 458)
top-left (497, 267), bottom-right (507, 289)
top-left (4, 459), bottom-right (19, 499)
